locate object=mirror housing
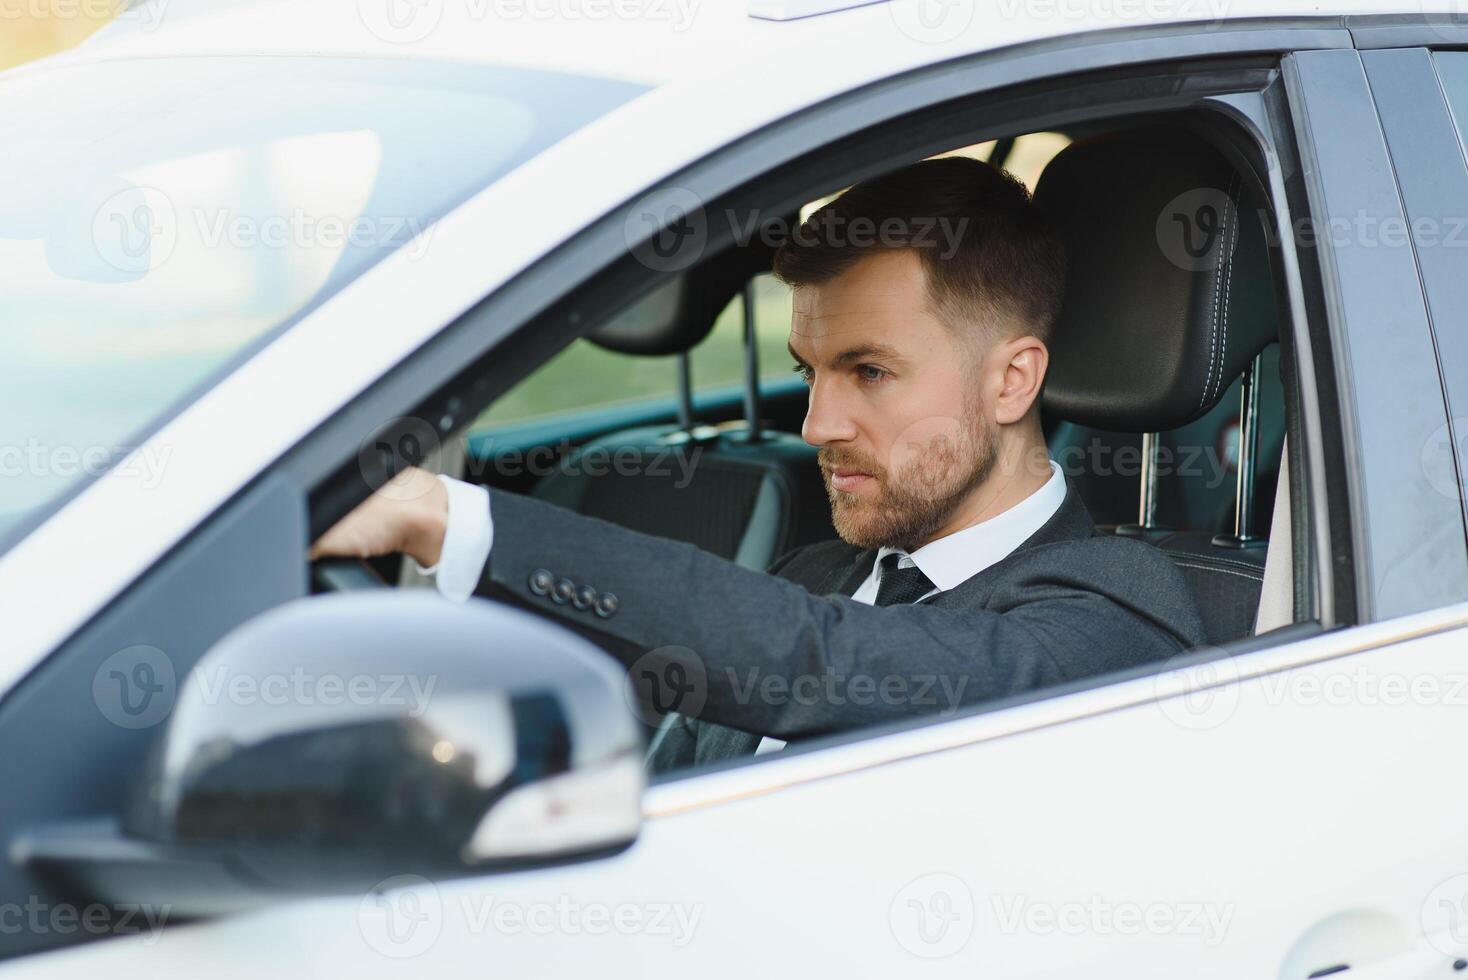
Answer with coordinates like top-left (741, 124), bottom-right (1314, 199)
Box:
top-left (18, 593), bottom-right (643, 914)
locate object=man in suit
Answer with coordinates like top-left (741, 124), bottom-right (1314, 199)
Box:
top-left (312, 156), bottom-right (1206, 769)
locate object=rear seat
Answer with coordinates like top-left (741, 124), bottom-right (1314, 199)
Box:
top-left (527, 240), bottom-right (833, 570)
top-left (529, 422), bottom-right (830, 569)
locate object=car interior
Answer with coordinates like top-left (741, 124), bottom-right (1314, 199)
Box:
top-left (337, 110), bottom-right (1302, 771)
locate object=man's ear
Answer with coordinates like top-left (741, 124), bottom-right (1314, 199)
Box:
top-left (992, 335), bottom-right (1049, 425)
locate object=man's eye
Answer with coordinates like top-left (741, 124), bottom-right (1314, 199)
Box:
top-left (857, 365), bottom-right (888, 384)
top-left (793, 364), bottom-right (813, 383)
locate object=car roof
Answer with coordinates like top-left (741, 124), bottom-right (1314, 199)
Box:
top-left (27, 0), bottom-right (1463, 94)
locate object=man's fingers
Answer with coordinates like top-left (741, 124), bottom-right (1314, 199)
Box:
top-left (307, 467), bottom-right (433, 562)
top-left (310, 500), bottom-right (380, 561)
top-left (309, 523), bottom-right (351, 561)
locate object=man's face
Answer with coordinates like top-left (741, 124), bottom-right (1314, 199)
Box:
top-left (789, 249), bottom-right (999, 553)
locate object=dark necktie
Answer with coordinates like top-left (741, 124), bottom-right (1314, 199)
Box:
top-left (874, 552), bottom-right (935, 606)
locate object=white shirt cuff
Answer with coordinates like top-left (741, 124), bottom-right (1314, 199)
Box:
top-left (414, 474), bottom-right (493, 603)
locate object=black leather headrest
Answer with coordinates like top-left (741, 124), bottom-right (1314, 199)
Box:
top-left (588, 237), bottom-right (778, 356)
top-left (1035, 127), bottom-right (1277, 431)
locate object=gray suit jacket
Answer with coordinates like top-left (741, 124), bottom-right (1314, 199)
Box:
top-left (476, 480), bottom-right (1205, 765)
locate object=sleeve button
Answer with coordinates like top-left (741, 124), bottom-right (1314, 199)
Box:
top-left (573, 585), bottom-right (596, 610)
top-left (593, 592), bottom-right (619, 618)
top-left (528, 569), bottom-right (554, 596)
top-left (552, 578), bottom-right (576, 604)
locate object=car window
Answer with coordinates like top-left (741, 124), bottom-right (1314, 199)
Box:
top-left (475, 338), bottom-right (685, 430)
top-left (476, 272), bottom-right (800, 431)
top-left (0, 57), bottom-right (645, 551)
top-left (691, 273), bottom-right (800, 387)
top-left (929, 131), bottom-right (1071, 188)
top-left (475, 135), bottom-right (1073, 433)
top-left (997, 131), bottom-right (1072, 188)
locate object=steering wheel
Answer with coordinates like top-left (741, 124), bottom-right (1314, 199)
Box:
top-left (310, 558), bottom-right (390, 592)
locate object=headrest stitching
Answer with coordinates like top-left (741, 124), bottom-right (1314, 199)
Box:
top-left (1198, 171), bottom-right (1242, 411)
top-left (1198, 182), bottom-right (1231, 412)
top-left (1213, 173), bottom-right (1242, 408)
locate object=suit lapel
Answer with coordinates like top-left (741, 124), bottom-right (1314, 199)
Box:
top-left (924, 478), bottom-right (1096, 606)
top-left (686, 478), bottom-right (1097, 763)
top-left (834, 548), bottom-right (877, 597)
top-left (1009, 478), bottom-right (1096, 551)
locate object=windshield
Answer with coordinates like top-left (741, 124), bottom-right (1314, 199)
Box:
top-left (0, 56), bottom-right (645, 551)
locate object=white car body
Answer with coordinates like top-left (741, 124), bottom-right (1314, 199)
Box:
top-left (4, 1), bottom-right (1468, 976)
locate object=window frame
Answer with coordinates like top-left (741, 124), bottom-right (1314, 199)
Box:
top-left (293, 57), bottom-right (1341, 614)
top-left (297, 51), bottom-right (1350, 779)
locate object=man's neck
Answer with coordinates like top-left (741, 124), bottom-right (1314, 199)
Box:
top-left (914, 438), bottom-right (1054, 549)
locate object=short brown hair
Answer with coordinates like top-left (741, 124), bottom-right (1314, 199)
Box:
top-left (772, 156), bottom-right (1066, 344)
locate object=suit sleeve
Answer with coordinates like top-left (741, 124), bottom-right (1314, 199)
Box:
top-left (477, 488), bottom-right (1204, 739)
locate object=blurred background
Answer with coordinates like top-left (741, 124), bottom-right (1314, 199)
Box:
top-left (1, 2), bottom-right (115, 71)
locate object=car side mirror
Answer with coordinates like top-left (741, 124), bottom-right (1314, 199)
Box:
top-left (17, 593), bottom-right (643, 916)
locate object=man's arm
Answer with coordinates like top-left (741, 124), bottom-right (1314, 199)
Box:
top-left (479, 487), bottom-right (1203, 740)
top-left (310, 470), bottom-right (491, 602)
top-left (312, 472), bottom-right (1203, 739)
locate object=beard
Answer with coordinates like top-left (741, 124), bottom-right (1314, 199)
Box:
top-left (819, 402), bottom-right (998, 554)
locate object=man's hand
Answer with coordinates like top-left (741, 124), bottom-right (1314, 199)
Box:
top-left (309, 467), bottom-right (449, 568)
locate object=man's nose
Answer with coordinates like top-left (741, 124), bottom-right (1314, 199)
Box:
top-left (801, 378), bottom-right (859, 447)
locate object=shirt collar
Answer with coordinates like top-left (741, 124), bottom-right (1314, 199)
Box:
top-left (875, 460), bottom-right (1067, 593)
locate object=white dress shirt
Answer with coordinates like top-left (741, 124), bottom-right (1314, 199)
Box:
top-left (849, 460), bottom-right (1069, 605)
top-left (421, 461), bottom-right (1069, 753)
top-left (411, 475), bottom-right (494, 603)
